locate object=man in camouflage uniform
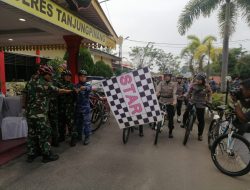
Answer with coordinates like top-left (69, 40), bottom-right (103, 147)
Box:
top-left (25, 65), bottom-right (72, 163)
top-left (176, 75), bottom-right (186, 123)
top-left (74, 70), bottom-right (92, 145)
top-left (48, 77), bottom-right (60, 146)
top-left (58, 70), bottom-right (77, 146)
top-left (156, 70), bottom-right (177, 138)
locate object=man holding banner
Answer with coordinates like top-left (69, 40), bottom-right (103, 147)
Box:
top-left (156, 70), bottom-right (177, 138)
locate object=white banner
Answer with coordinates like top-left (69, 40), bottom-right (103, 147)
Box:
top-left (102, 67), bottom-right (162, 129)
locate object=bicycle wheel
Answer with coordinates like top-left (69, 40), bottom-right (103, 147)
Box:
top-left (208, 120), bottom-right (220, 150)
top-left (183, 114), bottom-right (194, 146)
top-left (101, 104), bottom-right (111, 124)
top-left (91, 103), bottom-right (103, 132)
top-left (154, 122), bottom-right (162, 145)
top-left (123, 127), bottom-right (131, 144)
top-left (211, 133), bottom-right (250, 176)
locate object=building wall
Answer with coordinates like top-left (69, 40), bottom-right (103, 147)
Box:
top-left (7, 49), bottom-right (66, 59)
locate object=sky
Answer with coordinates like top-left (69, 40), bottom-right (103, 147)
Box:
top-left (100, 0), bottom-right (250, 60)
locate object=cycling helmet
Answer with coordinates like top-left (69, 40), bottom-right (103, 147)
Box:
top-left (61, 70), bottom-right (72, 76)
top-left (176, 75), bottom-right (183, 79)
top-left (163, 70), bottom-right (172, 76)
top-left (196, 72), bottom-right (207, 80)
top-left (78, 69), bottom-right (87, 76)
top-left (38, 65), bottom-right (54, 76)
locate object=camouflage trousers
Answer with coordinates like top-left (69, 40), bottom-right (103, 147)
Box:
top-left (27, 117), bottom-right (51, 156)
top-left (58, 106), bottom-right (76, 139)
top-left (48, 112), bottom-right (59, 145)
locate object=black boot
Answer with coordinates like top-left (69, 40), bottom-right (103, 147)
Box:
top-left (58, 136), bottom-right (65, 143)
top-left (42, 152), bottom-right (59, 163)
top-left (139, 125), bottom-right (144, 137)
top-left (169, 130), bottom-right (173, 138)
top-left (26, 154), bottom-right (39, 163)
top-left (51, 141), bottom-right (60, 147)
top-left (70, 137), bottom-right (77, 147)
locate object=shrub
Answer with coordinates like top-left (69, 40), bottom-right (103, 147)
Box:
top-left (93, 60), bottom-right (113, 78)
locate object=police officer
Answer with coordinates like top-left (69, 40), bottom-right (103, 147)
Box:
top-left (181, 72), bottom-right (212, 141)
top-left (176, 75), bottom-right (186, 123)
top-left (75, 70), bottom-right (92, 145)
top-left (25, 65), bottom-right (72, 163)
top-left (58, 70), bottom-right (76, 146)
top-left (156, 70), bottom-right (177, 138)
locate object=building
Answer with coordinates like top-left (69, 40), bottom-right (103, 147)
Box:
top-left (0, 0), bottom-right (119, 93)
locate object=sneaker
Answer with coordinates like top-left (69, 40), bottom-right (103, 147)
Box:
top-left (139, 132), bottom-right (144, 137)
top-left (42, 152), bottom-right (59, 163)
top-left (177, 116), bottom-right (181, 123)
top-left (83, 136), bottom-right (90, 145)
top-left (198, 135), bottom-right (203, 141)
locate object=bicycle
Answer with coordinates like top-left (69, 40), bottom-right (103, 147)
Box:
top-left (210, 113), bottom-right (250, 176)
top-left (90, 91), bottom-right (111, 132)
top-left (207, 105), bottom-right (234, 150)
top-left (154, 103), bottom-right (168, 145)
top-left (183, 103), bottom-right (211, 146)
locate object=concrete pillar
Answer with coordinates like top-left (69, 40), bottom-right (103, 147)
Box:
top-left (63, 35), bottom-right (82, 83)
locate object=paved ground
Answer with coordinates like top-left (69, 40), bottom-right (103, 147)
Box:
top-left (0, 116), bottom-right (250, 190)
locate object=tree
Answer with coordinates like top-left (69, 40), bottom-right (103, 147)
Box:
top-left (236, 54), bottom-right (250, 79)
top-left (178, 0), bottom-right (250, 91)
top-left (78, 48), bottom-right (95, 75)
top-left (47, 57), bottom-right (65, 78)
top-left (180, 35), bottom-right (219, 75)
top-left (129, 43), bottom-right (161, 69)
top-left (206, 47), bottom-right (246, 76)
top-left (156, 52), bottom-right (180, 74)
top-left (93, 60), bottom-right (113, 78)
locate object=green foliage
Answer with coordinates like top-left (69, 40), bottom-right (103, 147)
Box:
top-left (93, 60), bottom-right (113, 78)
top-left (114, 67), bottom-right (131, 76)
top-left (208, 47), bottom-right (247, 77)
top-left (78, 48), bottom-right (95, 75)
top-left (47, 57), bottom-right (65, 77)
top-left (235, 54), bottom-right (250, 79)
top-left (212, 93), bottom-right (225, 107)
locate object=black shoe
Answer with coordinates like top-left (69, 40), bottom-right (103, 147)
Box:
top-left (58, 136), bottom-right (65, 143)
top-left (51, 142), bottom-right (60, 147)
top-left (70, 137), bottom-right (77, 147)
top-left (180, 124), bottom-right (185, 128)
top-left (42, 153), bottom-right (59, 163)
top-left (26, 154), bottom-right (39, 163)
top-left (198, 136), bottom-right (203, 141)
top-left (169, 130), bottom-right (173, 138)
top-left (139, 132), bottom-right (144, 137)
top-left (83, 136), bottom-right (90, 145)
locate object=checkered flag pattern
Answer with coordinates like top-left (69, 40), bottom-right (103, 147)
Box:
top-left (102, 67), bottom-right (162, 129)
